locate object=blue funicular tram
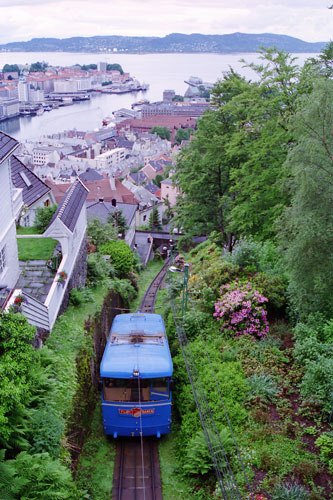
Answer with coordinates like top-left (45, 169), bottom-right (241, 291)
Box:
top-left (100, 313), bottom-right (173, 438)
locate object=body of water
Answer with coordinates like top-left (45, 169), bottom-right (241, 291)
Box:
top-left (0, 52), bottom-right (315, 142)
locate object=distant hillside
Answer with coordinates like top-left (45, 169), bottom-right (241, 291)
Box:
top-left (0, 33), bottom-right (327, 54)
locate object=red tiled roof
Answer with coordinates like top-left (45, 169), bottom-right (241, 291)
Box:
top-left (46, 178), bottom-right (135, 205)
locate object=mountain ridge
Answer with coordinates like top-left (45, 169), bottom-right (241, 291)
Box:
top-left (0, 32), bottom-right (327, 54)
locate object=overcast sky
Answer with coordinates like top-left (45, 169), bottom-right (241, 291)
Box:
top-left (0, 0), bottom-right (331, 45)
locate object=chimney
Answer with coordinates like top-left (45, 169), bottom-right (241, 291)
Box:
top-left (109, 175), bottom-right (116, 190)
top-left (99, 197), bottom-right (104, 202)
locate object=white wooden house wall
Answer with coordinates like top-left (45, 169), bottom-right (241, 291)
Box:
top-left (21, 191), bottom-right (56, 227)
top-left (0, 155), bottom-right (20, 289)
top-left (43, 201), bottom-right (87, 329)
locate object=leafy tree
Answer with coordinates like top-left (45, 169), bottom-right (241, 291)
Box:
top-left (106, 63), bottom-right (124, 74)
top-left (174, 127), bottom-right (194, 145)
top-left (34, 205), bottom-right (57, 233)
top-left (150, 126), bottom-right (171, 140)
top-left (226, 48), bottom-right (305, 240)
top-left (29, 61), bottom-right (48, 72)
top-left (173, 103), bottom-right (237, 250)
top-left (152, 173), bottom-right (163, 188)
top-left (80, 64), bottom-right (97, 70)
top-left (148, 207), bottom-right (162, 231)
top-left (106, 209), bottom-right (128, 235)
top-left (279, 78), bottom-right (333, 318)
top-left (2, 64), bottom-right (20, 73)
top-left (87, 217), bottom-right (117, 248)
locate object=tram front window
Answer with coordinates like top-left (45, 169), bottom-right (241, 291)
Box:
top-left (103, 378), bottom-right (170, 402)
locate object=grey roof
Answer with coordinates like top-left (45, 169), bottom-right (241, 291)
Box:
top-left (49, 179), bottom-right (89, 232)
top-left (148, 159), bottom-right (171, 172)
top-left (86, 200), bottom-right (136, 226)
top-left (11, 155), bottom-right (51, 207)
top-left (129, 170), bottom-right (148, 184)
top-left (145, 181), bottom-right (160, 194)
top-left (0, 131), bottom-right (18, 162)
top-left (79, 168), bottom-right (103, 182)
top-left (116, 137), bottom-right (134, 149)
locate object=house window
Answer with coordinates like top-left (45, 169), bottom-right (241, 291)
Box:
top-left (44, 199), bottom-right (50, 207)
top-left (23, 214), bottom-right (30, 227)
top-left (143, 215), bottom-right (146, 222)
top-left (0, 245), bottom-right (6, 275)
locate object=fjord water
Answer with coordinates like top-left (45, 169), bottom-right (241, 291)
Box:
top-left (0, 52), bottom-right (315, 142)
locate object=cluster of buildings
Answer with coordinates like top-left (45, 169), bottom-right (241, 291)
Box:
top-left (0, 61), bottom-right (131, 120)
top-left (0, 73), bottom-right (212, 333)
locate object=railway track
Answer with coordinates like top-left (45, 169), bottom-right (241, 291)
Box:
top-left (111, 260), bottom-right (170, 499)
top-left (138, 260), bottom-right (170, 314)
top-left (112, 437), bottom-right (162, 500)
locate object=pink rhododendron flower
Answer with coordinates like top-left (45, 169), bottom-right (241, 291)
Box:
top-left (214, 281), bottom-right (269, 339)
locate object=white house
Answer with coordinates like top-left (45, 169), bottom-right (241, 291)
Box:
top-left (11, 155), bottom-right (56, 227)
top-left (0, 132), bottom-right (22, 290)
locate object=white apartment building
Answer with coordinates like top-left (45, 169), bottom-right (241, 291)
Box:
top-left (0, 98), bottom-right (19, 117)
top-left (33, 147), bottom-right (61, 166)
top-left (18, 80), bottom-right (29, 102)
top-left (53, 79), bottom-right (78, 93)
top-left (29, 89), bottom-right (45, 102)
top-left (95, 148), bottom-right (126, 173)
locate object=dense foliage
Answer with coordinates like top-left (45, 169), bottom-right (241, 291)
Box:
top-left (34, 205), bottom-right (57, 233)
top-left (99, 239), bottom-right (134, 277)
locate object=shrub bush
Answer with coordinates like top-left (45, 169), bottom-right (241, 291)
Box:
top-left (99, 240), bottom-right (134, 277)
top-left (69, 287), bottom-right (95, 307)
top-left (34, 205), bottom-right (57, 233)
top-left (294, 337), bottom-right (333, 365)
top-left (214, 281), bottom-right (269, 339)
top-left (272, 481), bottom-right (309, 500)
top-left (28, 407), bottom-right (64, 458)
top-left (3, 451), bottom-right (86, 499)
top-left (299, 356), bottom-right (333, 415)
top-left (246, 374), bottom-right (279, 403)
top-left (315, 432), bottom-right (333, 474)
top-left (87, 252), bottom-right (115, 287)
top-left (184, 427), bottom-right (234, 475)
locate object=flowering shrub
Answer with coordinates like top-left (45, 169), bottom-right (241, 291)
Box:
top-left (57, 271), bottom-right (67, 283)
top-left (14, 296), bottom-right (24, 306)
top-left (248, 495), bottom-right (269, 500)
top-left (213, 280), bottom-right (269, 338)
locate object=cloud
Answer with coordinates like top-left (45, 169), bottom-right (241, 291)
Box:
top-left (0, 0), bottom-right (331, 44)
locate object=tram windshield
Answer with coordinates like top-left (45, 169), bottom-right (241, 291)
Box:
top-left (103, 377), bottom-right (170, 402)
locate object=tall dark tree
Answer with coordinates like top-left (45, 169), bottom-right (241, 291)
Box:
top-left (279, 78), bottom-right (333, 317)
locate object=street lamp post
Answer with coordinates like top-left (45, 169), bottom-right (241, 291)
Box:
top-left (169, 263), bottom-right (189, 318)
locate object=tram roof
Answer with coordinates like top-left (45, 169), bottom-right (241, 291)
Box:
top-left (110, 313), bottom-right (166, 336)
top-left (100, 313), bottom-right (173, 378)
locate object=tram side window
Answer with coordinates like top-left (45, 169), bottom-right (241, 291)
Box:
top-left (150, 377), bottom-right (169, 400)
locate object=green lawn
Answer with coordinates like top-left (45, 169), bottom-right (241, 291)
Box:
top-left (17, 236), bottom-right (58, 260)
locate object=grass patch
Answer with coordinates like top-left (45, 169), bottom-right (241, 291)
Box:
top-left (17, 226), bottom-right (42, 235)
top-left (76, 405), bottom-right (116, 499)
top-left (17, 236), bottom-right (58, 260)
top-left (159, 432), bottom-right (194, 499)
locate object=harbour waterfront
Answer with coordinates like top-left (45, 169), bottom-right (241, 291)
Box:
top-left (0, 52), bottom-right (316, 142)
